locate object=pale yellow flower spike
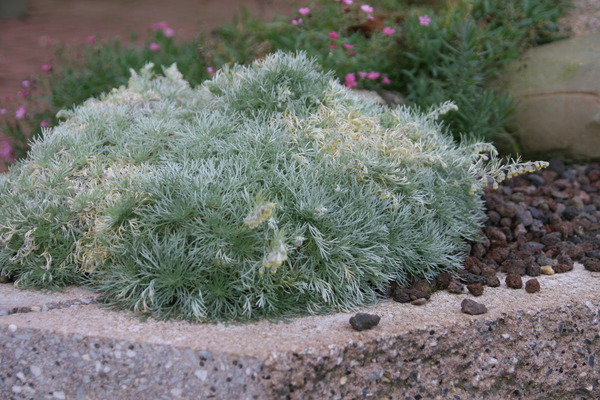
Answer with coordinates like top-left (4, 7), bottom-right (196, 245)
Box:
top-left (244, 202), bottom-right (276, 229)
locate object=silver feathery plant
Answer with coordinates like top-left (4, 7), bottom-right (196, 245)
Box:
top-left (0, 52), bottom-right (545, 321)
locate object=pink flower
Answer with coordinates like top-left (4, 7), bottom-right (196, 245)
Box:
top-left (382, 76), bottom-right (391, 85)
top-left (207, 67), bottom-right (214, 74)
top-left (382, 27), bottom-right (395, 35)
top-left (0, 141), bottom-right (15, 163)
top-left (40, 118), bottom-right (51, 128)
top-left (15, 105), bottom-right (26, 119)
top-left (163, 27), bottom-right (174, 37)
top-left (152, 21), bottom-right (169, 31)
top-left (342, 0), bottom-right (353, 4)
top-left (348, 51), bottom-right (356, 56)
top-left (41, 64), bottom-right (52, 72)
top-left (367, 14), bottom-right (374, 20)
top-left (344, 73), bottom-right (358, 89)
top-left (86, 35), bottom-right (96, 44)
top-left (367, 71), bottom-right (380, 80)
top-left (328, 31), bottom-right (339, 40)
top-left (358, 72), bottom-right (368, 79)
top-left (298, 8), bottom-right (310, 15)
top-left (343, 44), bottom-right (355, 49)
top-left (149, 43), bottom-right (160, 52)
top-left (292, 18), bottom-right (303, 25)
top-left (21, 80), bottom-right (30, 88)
top-left (330, 44), bottom-right (338, 50)
top-left (0, 108), bottom-right (6, 115)
top-left (419, 14), bottom-right (431, 26)
top-left (360, 4), bottom-right (373, 13)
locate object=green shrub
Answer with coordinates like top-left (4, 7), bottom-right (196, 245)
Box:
top-left (0, 53), bottom-right (545, 321)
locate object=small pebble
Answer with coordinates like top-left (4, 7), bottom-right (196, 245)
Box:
top-left (525, 278), bottom-right (541, 294)
top-left (8, 324), bottom-right (17, 333)
top-left (349, 313), bottom-right (381, 331)
top-left (540, 265), bottom-right (555, 275)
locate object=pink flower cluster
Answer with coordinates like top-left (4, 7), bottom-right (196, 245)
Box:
top-left (419, 14), bottom-right (431, 26)
top-left (152, 21), bottom-right (174, 37)
top-left (0, 140), bottom-right (15, 164)
top-left (328, 31), bottom-right (356, 55)
top-left (293, 7), bottom-right (311, 24)
top-left (206, 66), bottom-right (217, 77)
top-left (344, 71), bottom-right (391, 88)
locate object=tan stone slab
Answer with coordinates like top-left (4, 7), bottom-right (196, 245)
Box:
top-left (1, 262), bottom-right (598, 359)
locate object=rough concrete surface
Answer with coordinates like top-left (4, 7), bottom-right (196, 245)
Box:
top-left (1, 262), bottom-right (599, 399)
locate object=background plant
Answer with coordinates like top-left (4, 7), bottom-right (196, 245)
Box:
top-left (0, 0), bottom-right (572, 168)
top-left (0, 53), bottom-right (544, 322)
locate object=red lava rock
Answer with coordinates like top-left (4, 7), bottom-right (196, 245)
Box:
top-left (457, 271), bottom-right (487, 285)
top-left (435, 272), bottom-right (453, 290)
top-left (541, 170), bottom-right (558, 183)
top-left (553, 263), bottom-right (573, 273)
top-left (500, 217), bottom-right (512, 227)
top-left (481, 265), bottom-right (497, 277)
top-left (486, 275), bottom-right (501, 287)
top-left (557, 254), bottom-right (574, 267)
top-left (349, 313), bottom-right (380, 331)
top-left (588, 169), bottom-right (600, 182)
top-left (578, 190), bottom-right (591, 204)
top-left (410, 279), bottom-right (434, 294)
top-left (447, 280), bottom-right (465, 294)
top-left (467, 283), bottom-right (484, 297)
top-left (490, 247), bottom-right (510, 264)
top-left (461, 299), bottom-right (488, 315)
top-left (567, 244), bottom-right (586, 260)
top-left (471, 243), bottom-right (488, 258)
top-left (501, 259), bottom-right (526, 275)
top-left (513, 223), bottom-right (528, 238)
top-left (392, 288), bottom-right (429, 303)
top-left (464, 257), bottom-right (483, 275)
top-left (486, 227), bottom-right (507, 242)
top-left (525, 279), bottom-right (541, 294)
top-left (525, 263), bottom-right (541, 277)
top-left (505, 273), bottom-right (523, 289)
top-left (553, 221), bottom-right (575, 238)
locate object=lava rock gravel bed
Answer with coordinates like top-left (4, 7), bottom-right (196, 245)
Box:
top-left (386, 160), bottom-right (600, 308)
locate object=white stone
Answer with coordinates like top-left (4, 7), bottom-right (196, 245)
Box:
top-left (195, 369), bottom-right (208, 381)
top-left (30, 365), bottom-right (41, 377)
top-left (8, 324), bottom-right (17, 333)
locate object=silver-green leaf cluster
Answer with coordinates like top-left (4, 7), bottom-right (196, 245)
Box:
top-left (0, 52), bottom-right (545, 322)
